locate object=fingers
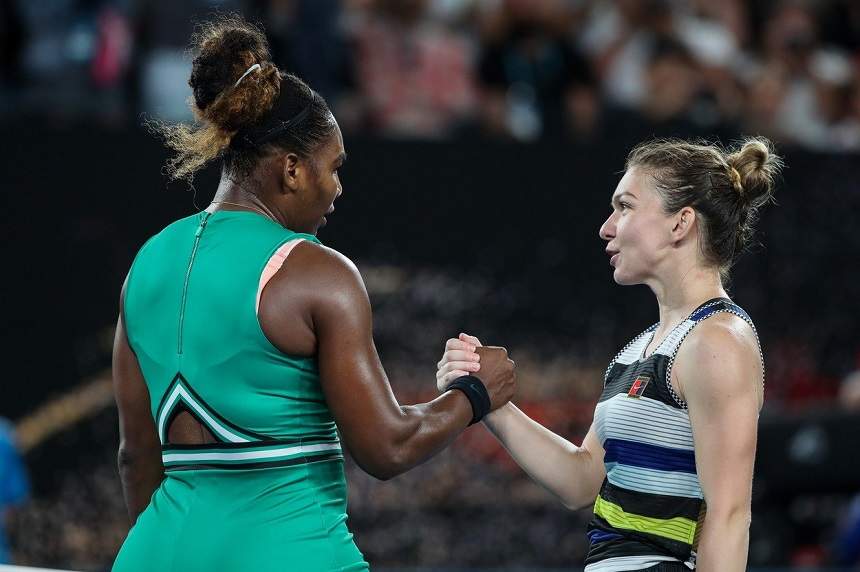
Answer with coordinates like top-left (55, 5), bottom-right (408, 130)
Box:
top-left (436, 349), bottom-right (480, 369)
top-left (437, 334), bottom-right (486, 393)
top-left (437, 360), bottom-right (480, 377)
top-left (459, 332), bottom-right (483, 347)
top-left (445, 337), bottom-right (476, 352)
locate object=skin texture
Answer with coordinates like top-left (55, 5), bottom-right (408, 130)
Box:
top-left (438, 167), bottom-right (763, 571)
top-left (112, 279), bottom-right (164, 522)
top-left (113, 117), bottom-right (516, 523)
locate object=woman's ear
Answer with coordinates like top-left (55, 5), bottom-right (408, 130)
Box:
top-left (671, 206), bottom-right (697, 243)
top-left (281, 152), bottom-right (301, 194)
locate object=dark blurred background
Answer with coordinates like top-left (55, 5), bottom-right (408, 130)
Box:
top-left (1, 0), bottom-right (860, 570)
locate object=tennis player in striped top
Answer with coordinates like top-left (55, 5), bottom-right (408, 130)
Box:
top-left (437, 137), bottom-right (783, 571)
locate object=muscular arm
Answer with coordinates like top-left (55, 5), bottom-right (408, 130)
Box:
top-left (112, 278), bottom-right (164, 523)
top-left (677, 315), bottom-right (763, 572)
top-left (483, 406), bottom-right (606, 509)
top-left (267, 244), bottom-right (476, 480)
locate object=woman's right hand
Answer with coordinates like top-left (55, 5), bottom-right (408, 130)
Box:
top-left (437, 333), bottom-right (516, 410)
top-left (436, 333), bottom-right (483, 391)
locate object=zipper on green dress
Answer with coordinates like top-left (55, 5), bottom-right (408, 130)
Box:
top-left (177, 211), bottom-right (212, 354)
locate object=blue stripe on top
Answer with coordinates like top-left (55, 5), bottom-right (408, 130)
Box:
top-left (603, 438), bottom-right (697, 474)
top-left (690, 299), bottom-right (748, 322)
top-left (588, 529), bottom-right (624, 544)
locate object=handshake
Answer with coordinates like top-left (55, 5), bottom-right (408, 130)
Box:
top-left (435, 333), bottom-right (517, 420)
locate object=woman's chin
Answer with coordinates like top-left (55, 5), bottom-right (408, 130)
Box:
top-left (612, 268), bottom-right (637, 286)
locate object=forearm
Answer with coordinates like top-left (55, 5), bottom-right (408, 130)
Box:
top-left (483, 403), bottom-right (601, 509)
top-left (117, 446), bottom-right (164, 523)
top-left (694, 509), bottom-right (751, 572)
top-left (363, 390), bottom-right (473, 480)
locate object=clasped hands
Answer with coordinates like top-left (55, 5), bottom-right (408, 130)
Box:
top-left (436, 333), bottom-right (517, 414)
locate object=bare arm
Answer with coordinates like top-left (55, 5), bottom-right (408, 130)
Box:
top-left (484, 406), bottom-right (605, 509)
top-left (112, 277), bottom-right (164, 523)
top-left (677, 315), bottom-right (763, 572)
top-left (439, 334), bottom-right (606, 509)
top-left (266, 244), bottom-right (515, 480)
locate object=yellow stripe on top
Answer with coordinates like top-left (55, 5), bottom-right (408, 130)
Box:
top-left (593, 495), bottom-right (698, 545)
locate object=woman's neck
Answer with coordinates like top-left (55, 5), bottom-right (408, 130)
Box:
top-left (210, 176), bottom-right (287, 227)
top-left (648, 262), bottom-right (727, 329)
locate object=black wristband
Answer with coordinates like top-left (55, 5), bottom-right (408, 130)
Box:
top-left (447, 375), bottom-right (492, 425)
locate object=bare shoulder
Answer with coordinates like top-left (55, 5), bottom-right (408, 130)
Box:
top-left (258, 241), bottom-right (371, 355)
top-left (288, 241), bottom-right (363, 283)
top-left (675, 313), bottom-right (763, 407)
top-left (682, 313), bottom-right (759, 361)
top-left (269, 241), bottom-right (367, 301)
top-left (271, 241), bottom-right (371, 327)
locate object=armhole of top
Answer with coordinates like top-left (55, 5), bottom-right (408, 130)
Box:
top-left (122, 235), bottom-right (157, 348)
top-left (665, 307), bottom-right (763, 409)
top-left (256, 238), bottom-right (305, 315)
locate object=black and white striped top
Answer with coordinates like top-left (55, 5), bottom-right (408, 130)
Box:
top-left (584, 298), bottom-right (762, 572)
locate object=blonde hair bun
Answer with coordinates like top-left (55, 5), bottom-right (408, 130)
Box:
top-left (726, 137), bottom-right (783, 208)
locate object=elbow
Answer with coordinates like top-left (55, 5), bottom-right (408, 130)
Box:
top-left (348, 411), bottom-right (426, 480)
top-left (561, 498), bottom-right (592, 512)
top-left (117, 446), bottom-right (135, 470)
top-left (560, 490), bottom-right (599, 512)
top-left (706, 503), bottom-right (752, 529)
top-left (355, 459), bottom-right (401, 481)
top-left (560, 500), bottom-right (578, 511)
top-left (560, 460), bottom-right (603, 511)
top-left (353, 444), bottom-right (411, 481)
top-left (365, 466), bottom-right (399, 482)
top-left (117, 443), bottom-right (161, 475)
top-left (117, 446), bottom-right (143, 480)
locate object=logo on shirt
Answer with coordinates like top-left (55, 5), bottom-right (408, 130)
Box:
top-left (627, 375), bottom-right (651, 398)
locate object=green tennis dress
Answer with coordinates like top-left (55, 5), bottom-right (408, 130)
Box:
top-left (113, 210), bottom-right (368, 572)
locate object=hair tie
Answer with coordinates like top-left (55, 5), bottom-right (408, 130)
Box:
top-left (233, 100), bottom-right (314, 149)
top-left (251, 104), bottom-right (312, 146)
top-left (729, 166), bottom-right (743, 195)
top-left (234, 63), bottom-right (262, 88)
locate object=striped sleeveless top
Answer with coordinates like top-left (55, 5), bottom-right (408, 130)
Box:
top-left (585, 298), bottom-right (761, 571)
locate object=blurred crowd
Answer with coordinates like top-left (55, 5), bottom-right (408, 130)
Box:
top-left (4, 259), bottom-right (859, 569)
top-left (2, 0), bottom-right (860, 150)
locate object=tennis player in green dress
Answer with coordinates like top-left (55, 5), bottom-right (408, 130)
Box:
top-left (111, 15), bottom-right (515, 572)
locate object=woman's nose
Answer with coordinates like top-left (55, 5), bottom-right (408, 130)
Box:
top-left (599, 214), bottom-right (615, 241)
